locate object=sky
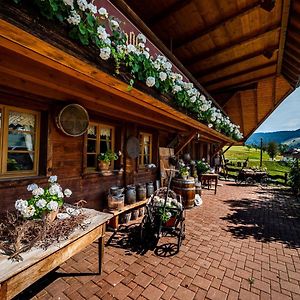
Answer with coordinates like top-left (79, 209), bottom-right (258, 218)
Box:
top-left (255, 88), bottom-right (300, 133)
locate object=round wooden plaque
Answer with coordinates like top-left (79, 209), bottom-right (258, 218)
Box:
top-left (57, 104), bottom-right (89, 137)
top-left (126, 136), bottom-right (140, 159)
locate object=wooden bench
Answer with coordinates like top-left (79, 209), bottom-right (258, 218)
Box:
top-left (0, 209), bottom-right (112, 300)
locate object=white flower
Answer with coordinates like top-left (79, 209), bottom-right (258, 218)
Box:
top-left (57, 213), bottom-right (71, 220)
top-left (32, 187), bottom-right (44, 197)
top-left (21, 205), bottom-right (35, 218)
top-left (64, 189), bottom-right (72, 197)
top-left (66, 207), bottom-right (80, 216)
top-left (98, 7), bottom-right (108, 18)
top-left (159, 72), bottom-right (167, 81)
top-left (166, 212), bottom-right (172, 218)
top-left (97, 26), bottom-right (109, 40)
top-left (58, 191), bottom-right (64, 198)
top-left (146, 76), bottom-right (155, 87)
top-left (190, 96), bottom-right (197, 103)
top-left (110, 19), bottom-right (119, 30)
top-left (137, 33), bottom-right (146, 44)
top-left (36, 199), bottom-right (47, 209)
top-left (104, 38), bottom-right (111, 46)
top-left (199, 95), bottom-right (206, 102)
top-left (127, 44), bottom-right (136, 54)
top-left (208, 123), bottom-right (213, 128)
top-left (67, 10), bottom-right (81, 25)
top-left (47, 200), bottom-right (59, 211)
top-left (88, 3), bottom-right (97, 14)
top-left (27, 183), bottom-right (38, 192)
top-left (143, 51), bottom-right (150, 59)
top-left (172, 85), bottom-right (182, 93)
top-left (77, 0), bottom-right (88, 11)
top-left (99, 47), bottom-right (111, 60)
top-left (153, 60), bottom-right (161, 70)
top-left (63, 0), bottom-right (74, 8)
top-left (48, 175), bottom-right (57, 183)
top-left (164, 61), bottom-right (172, 71)
top-left (15, 199), bottom-right (28, 211)
top-left (49, 184), bottom-right (60, 196)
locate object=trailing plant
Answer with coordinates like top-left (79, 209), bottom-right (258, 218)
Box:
top-left (97, 150), bottom-right (118, 163)
top-left (10, 0), bottom-right (243, 140)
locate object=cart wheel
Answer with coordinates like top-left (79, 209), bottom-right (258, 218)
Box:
top-left (245, 177), bottom-right (256, 185)
top-left (235, 177), bottom-right (243, 185)
top-left (260, 176), bottom-right (269, 187)
top-left (177, 223), bottom-right (185, 251)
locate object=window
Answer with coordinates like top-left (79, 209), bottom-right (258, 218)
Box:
top-left (139, 132), bottom-right (152, 167)
top-left (87, 123), bottom-right (115, 170)
top-left (0, 105), bottom-right (40, 177)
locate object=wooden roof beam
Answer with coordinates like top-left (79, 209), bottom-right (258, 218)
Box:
top-left (195, 46), bottom-right (278, 79)
top-left (146, 0), bottom-right (193, 26)
top-left (173, 0), bottom-right (262, 50)
top-left (209, 73), bottom-right (276, 93)
top-left (175, 130), bottom-right (198, 155)
top-left (203, 61), bottom-right (276, 87)
top-left (185, 24), bottom-right (281, 67)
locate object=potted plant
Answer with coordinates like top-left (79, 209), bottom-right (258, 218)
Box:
top-left (179, 165), bottom-right (190, 180)
top-left (195, 160), bottom-right (210, 175)
top-left (97, 150), bottom-right (118, 171)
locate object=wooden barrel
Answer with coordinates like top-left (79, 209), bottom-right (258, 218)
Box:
top-left (172, 178), bottom-right (195, 209)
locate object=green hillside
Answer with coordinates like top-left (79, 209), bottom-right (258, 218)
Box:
top-left (224, 146), bottom-right (290, 184)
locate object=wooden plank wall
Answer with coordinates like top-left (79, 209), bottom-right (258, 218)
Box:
top-left (0, 94), bottom-right (162, 211)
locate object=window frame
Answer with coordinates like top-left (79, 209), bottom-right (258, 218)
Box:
top-left (86, 122), bottom-right (115, 171)
top-left (139, 132), bottom-right (152, 168)
top-left (0, 105), bottom-right (40, 178)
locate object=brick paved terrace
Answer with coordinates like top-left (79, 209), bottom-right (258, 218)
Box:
top-left (16, 181), bottom-right (300, 300)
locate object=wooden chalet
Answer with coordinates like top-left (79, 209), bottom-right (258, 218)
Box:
top-left (0, 0), bottom-right (299, 211)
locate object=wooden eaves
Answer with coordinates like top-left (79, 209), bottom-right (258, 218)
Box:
top-left (0, 19), bottom-right (234, 144)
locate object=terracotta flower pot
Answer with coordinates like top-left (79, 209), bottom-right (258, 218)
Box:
top-left (164, 216), bottom-right (176, 227)
top-left (98, 161), bottom-right (110, 171)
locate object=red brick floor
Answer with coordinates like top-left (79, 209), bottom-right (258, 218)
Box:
top-left (17, 181), bottom-right (300, 299)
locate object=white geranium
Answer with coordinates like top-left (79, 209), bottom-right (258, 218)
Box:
top-left (208, 124), bottom-right (213, 128)
top-left (137, 33), bottom-right (146, 44)
top-left (32, 187), bottom-right (44, 197)
top-left (104, 38), bottom-right (111, 46)
top-left (98, 7), bottom-right (108, 18)
top-left (97, 26), bottom-right (109, 40)
top-left (64, 189), bottom-right (72, 197)
top-left (146, 76), bottom-right (155, 87)
top-left (22, 205), bottom-right (35, 218)
top-left (15, 199), bottom-right (28, 212)
top-left (172, 85), bottom-right (182, 93)
top-left (127, 44), bottom-right (136, 54)
top-left (99, 47), bottom-right (111, 60)
top-left (88, 3), bottom-right (97, 14)
top-left (199, 95), bottom-right (206, 102)
top-left (110, 19), bottom-right (119, 30)
top-left (47, 201), bottom-right (59, 211)
top-left (36, 199), bottom-right (47, 209)
top-left (57, 191), bottom-right (64, 198)
top-left (159, 72), bottom-right (167, 81)
top-left (49, 184), bottom-right (60, 196)
top-left (77, 0), bottom-right (88, 11)
top-left (48, 175), bottom-right (57, 183)
top-left (67, 10), bottom-right (81, 25)
top-left (143, 51), bottom-right (150, 59)
top-left (27, 183), bottom-right (38, 192)
top-left (164, 61), bottom-right (172, 71)
top-left (190, 96), bottom-right (197, 103)
top-left (63, 0), bottom-right (74, 8)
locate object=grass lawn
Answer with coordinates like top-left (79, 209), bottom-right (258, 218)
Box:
top-left (224, 146), bottom-right (290, 184)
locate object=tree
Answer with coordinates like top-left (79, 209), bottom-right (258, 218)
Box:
top-left (267, 141), bottom-right (278, 160)
top-left (278, 143), bottom-right (288, 155)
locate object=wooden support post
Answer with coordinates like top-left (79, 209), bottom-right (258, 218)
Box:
top-left (175, 130), bottom-right (197, 155)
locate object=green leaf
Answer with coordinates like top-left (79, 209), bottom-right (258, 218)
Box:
top-left (86, 14), bottom-right (94, 27)
top-left (79, 22), bottom-right (87, 35)
top-left (49, 0), bottom-right (58, 12)
top-left (78, 33), bottom-right (89, 45)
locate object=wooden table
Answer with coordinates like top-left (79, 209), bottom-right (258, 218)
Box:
top-left (0, 208), bottom-right (112, 300)
top-left (200, 173), bottom-right (219, 194)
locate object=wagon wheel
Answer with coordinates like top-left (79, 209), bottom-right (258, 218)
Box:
top-left (260, 175), bottom-right (269, 187)
top-left (235, 176), bottom-right (243, 185)
top-left (177, 222), bottom-right (185, 251)
top-left (245, 177), bottom-right (256, 185)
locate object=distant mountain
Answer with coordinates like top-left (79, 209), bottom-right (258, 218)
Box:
top-left (246, 129), bottom-right (300, 148)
